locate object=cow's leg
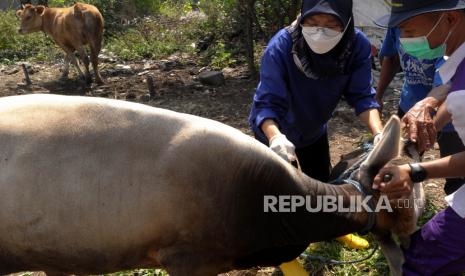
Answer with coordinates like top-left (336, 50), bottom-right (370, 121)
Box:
top-left (61, 55), bottom-right (70, 79)
top-left (76, 46), bottom-right (92, 84)
top-left (89, 41), bottom-right (104, 85)
top-left (375, 233), bottom-right (404, 276)
top-left (63, 49), bottom-right (86, 81)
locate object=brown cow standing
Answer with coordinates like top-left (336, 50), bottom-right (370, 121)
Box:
top-left (16, 3), bottom-right (104, 84)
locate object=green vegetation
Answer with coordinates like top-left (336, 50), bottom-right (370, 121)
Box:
top-left (0, 11), bottom-right (62, 64)
top-left (0, 1), bottom-right (449, 275)
top-left (105, 269), bottom-right (168, 276)
top-left (299, 198), bottom-right (441, 276)
top-left (0, 0), bottom-right (303, 70)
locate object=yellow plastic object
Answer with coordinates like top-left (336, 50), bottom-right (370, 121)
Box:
top-left (279, 259), bottom-right (309, 276)
top-left (336, 233), bottom-right (369, 249)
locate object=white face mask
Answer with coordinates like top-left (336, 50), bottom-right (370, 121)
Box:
top-left (301, 17), bottom-right (351, 54)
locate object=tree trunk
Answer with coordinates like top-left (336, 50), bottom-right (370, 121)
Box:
top-left (288, 0), bottom-right (301, 22)
top-left (238, 0), bottom-right (257, 75)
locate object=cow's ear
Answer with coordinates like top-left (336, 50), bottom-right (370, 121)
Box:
top-left (35, 5), bottom-right (45, 16)
top-left (362, 116), bottom-right (401, 173)
top-left (16, 9), bottom-right (23, 17)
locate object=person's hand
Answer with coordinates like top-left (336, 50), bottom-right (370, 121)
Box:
top-left (401, 100), bottom-right (437, 152)
top-left (269, 134), bottom-right (297, 163)
top-left (372, 164), bottom-right (413, 200)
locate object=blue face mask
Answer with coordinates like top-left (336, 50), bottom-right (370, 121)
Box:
top-left (399, 13), bottom-right (450, 60)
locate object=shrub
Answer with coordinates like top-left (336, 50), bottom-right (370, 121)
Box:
top-left (0, 11), bottom-right (62, 63)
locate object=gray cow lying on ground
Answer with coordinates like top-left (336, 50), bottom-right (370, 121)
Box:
top-left (0, 94), bottom-right (422, 276)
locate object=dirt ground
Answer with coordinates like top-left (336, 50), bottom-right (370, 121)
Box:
top-left (0, 55), bottom-right (448, 275)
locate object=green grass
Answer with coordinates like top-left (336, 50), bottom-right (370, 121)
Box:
top-left (0, 7), bottom-right (235, 68)
top-left (104, 269), bottom-right (168, 276)
top-left (104, 17), bottom-right (197, 61)
top-left (297, 198), bottom-right (443, 276)
top-left (14, 270), bottom-right (168, 276)
top-left (0, 11), bottom-right (63, 64)
top-left (301, 237), bottom-right (389, 276)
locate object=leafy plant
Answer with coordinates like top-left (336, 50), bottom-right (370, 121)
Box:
top-left (0, 11), bottom-right (62, 63)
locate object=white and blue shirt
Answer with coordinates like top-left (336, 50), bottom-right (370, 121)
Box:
top-left (380, 27), bottom-right (454, 131)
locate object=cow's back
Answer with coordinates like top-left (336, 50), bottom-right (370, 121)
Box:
top-left (42, 3), bottom-right (103, 49)
top-left (73, 3), bottom-right (103, 39)
top-left (0, 94), bottom-right (273, 274)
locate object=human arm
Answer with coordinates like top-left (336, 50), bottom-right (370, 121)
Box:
top-left (376, 55), bottom-right (401, 109)
top-left (401, 83), bottom-right (451, 152)
top-left (249, 31), bottom-right (296, 162)
top-left (376, 28), bottom-right (402, 110)
top-left (359, 108), bottom-right (383, 137)
top-left (261, 119), bottom-right (281, 141)
top-left (343, 32), bottom-right (382, 137)
top-left (433, 101), bottom-right (453, 131)
top-left (260, 119), bottom-right (297, 162)
top-left (372, 151), bottom-right (465, 199)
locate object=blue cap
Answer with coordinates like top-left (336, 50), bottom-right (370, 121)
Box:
top-left (375, 0), bottom-right (465, 27)
top-left (301, 0), bottom-right (353, 26)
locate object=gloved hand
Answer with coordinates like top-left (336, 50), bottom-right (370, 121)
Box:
top-left (373, 132), bottom-right (382, 145)
top-left (269, 134), bottom-right (297, 163)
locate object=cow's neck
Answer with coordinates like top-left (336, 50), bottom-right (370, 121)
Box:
top-left (264, 174), bottom-right (371, 260)
top-left (40, 8), bottom-right (56, 36)
top-left (233, 165), bottom-right (371, 269)
top-left (285, 176), bottom-right (370, 243)
top-left (249, 161), bottom-right (371, 244)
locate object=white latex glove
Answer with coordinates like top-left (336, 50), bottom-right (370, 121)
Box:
top-left (374, 132), bottom-right (382, 145)
top-left (269, 134), bottom-right (297, 163)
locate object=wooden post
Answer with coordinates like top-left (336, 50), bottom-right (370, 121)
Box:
top-left (21, 63), bottom-right (32, 86)
top-left (146, 74), bottom-right (156, 98)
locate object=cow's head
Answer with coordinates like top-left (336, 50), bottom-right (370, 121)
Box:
top-left (331, 116), bottom-right (402, 188)
top-left (16, 4), bottom-right (46, 34)
top-left (359, 116), bottom-right (402, 186)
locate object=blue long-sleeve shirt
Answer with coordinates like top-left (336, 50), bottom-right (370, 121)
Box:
top-left (249, 28), bottom-right (379, 148)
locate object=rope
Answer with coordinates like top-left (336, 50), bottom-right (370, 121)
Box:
top-left (330, 142), bottom-right (373, 185)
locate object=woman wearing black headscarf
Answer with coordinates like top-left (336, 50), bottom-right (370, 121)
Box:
top-left (249, 0), bottom-right (383, 182)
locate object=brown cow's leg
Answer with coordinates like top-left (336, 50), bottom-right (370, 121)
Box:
top-left (63, 49), bottom-right (86, 82)
top-left (60, 55), bottom-right (70, 79)
top-left (77, 46), bottom-right (92, 84)
top-left (89, 42), bottom-right (104, 85)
